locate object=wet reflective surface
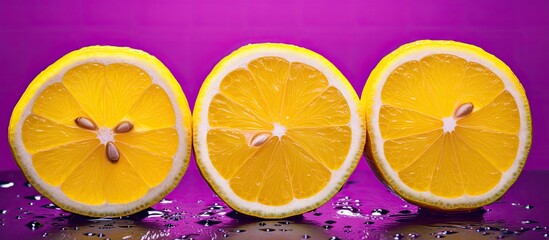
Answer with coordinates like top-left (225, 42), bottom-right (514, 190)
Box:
top-left (0, 160), bottom-right (547, 239)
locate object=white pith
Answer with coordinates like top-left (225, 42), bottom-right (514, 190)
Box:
top-left (271, 122), bottom-right (287, 138)
top-left (369, 46), bottom-right (530, 205)
top-left (13, 52), bottom-right (188, 215)
top-left (195, 45), bottom-right (364, 216)
top-left (442, 117), bottom-right (457, 133)
top-left (97, 127), bottom-right (115, 144)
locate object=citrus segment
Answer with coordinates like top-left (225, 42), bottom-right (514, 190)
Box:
top-left (458, 91), bottom-right (520, 134)
top-left (22, 114), bottom-right (96, 154)
top-left (194, 43), bottom-right (365, 218)
top-left (287, 86), bottom-right (350, 127)
top-left (126, 84), bottom-right (176, 131)
top-left (228, 138), bottom-right (279, 203)
top-left (383, 129), bottom-right (442, 171)
top-left (116, 142), bottom-right (173, 188)
top-left (31, 83), bottom-right (86, 125)
top-left (209, 94), bottom-right (271, 130)
top-left (455, 127), bottom-right (518, 171)
top-left (283, 137), bottom-right (331, 199)
top-left (33, 139), bottom-right (100, 186)
top-left (9, 46), bottom-right (192, 217)
top-left (207, 129), bottom-right (258, 179)
top-left (114, 128), bottom-right (178, 157)
top-left (379, 105), bottom-right (442, 140)
top-left (286, 126), bottom-right (351, 170)
top-left (247, 57), bottom-right (290, 121)
top-left (283, 62), bottom-right (330, 120)
top-left (219, 69), bottom-right (271, 121)
top-left (363, 40), bottom-right (531, 210)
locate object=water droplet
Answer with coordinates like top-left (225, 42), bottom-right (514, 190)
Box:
top-left (533, 226), bottom-right (546, 231)
top-left (408, 233), bottom-right (420, 238)
top-left (165, 223), bottom-right (175, 228)
top-left (325, 220), bottom-right (336, 224)
top-left (525, 205), bottom-right (534, 209)
top-left (313, 212), bottom-right (322, 216)
top-left (98, 233), bottom-right (105, 237)
top-left (371, 208), bottom-right (389, 216)
top-left (302, 234), bottom-right (311, 239)
top-left (435, 235), bottom-right (445, 238)
top-left (180, 234), bottom-right (199, 239)
top-left (334, 205), bottom-right (360, 212)
top-left (223, 233), bottom-right (229, 237)
top-left (434, 230), bottom-right (457, 235)
top-left (84, 232), bottom-right (95, 236)
top-left (1, 210), bottom-right (7, 214)
top-left (41, 203), bottom-right (59, 210)
top-left (206, 203), bottom-right (224, 210)
top-left (160, 199), bottom-right (173, 204)
top-left (543, 233), bottom-right (548, 238)
top-left (196, 219), bottom-right (221, 226)
top-left (364, 221), bottom-right (374, 225)
top-left (344, 225), bottom-right (351, 228)
top-left (329, 237), bottom-right (341, 240)
top-left (24, 195), bottom-right (42, 201)
top-left (118, 225), bottom-right (133, 228)
top-left (394, 233), bottom-right (404, 239)
top-left (323, 225), bottom-right (333, 230)
top-left (279, 221), bottom-right (292, 225)
top-left (274, 224), bottom-right (282, 227)
top-left (259, 228), bottom-right (276, 232)
top-left (42, 233), bottom-right (49, 237)
top-left (146, 210), bottom-right (164, 218)
top-left (26, 221), bottom-right (43, 230)
top-left (522, 220), bottom-right (538, 224)
top-left (259, 222), bottom-right (266, 226)
top-left (398, 210), bottom-right (412, 214)
top-left (0, 181), bottom-right (14, 188)
top-left (279, 229), bottom-right (292, 232)
top-left (15, 215), bottom-right (22, 219)
top-left (230, 229), bottom-right (246, 233)
top-left (199, 211), bottom-right (214, 217)
top-left (24, 182), bottom-right (32, 188)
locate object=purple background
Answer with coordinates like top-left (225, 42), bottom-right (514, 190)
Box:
top-left (0, 1), bottom-right (548, 171)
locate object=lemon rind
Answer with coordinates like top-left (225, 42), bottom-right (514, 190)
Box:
top-left (362, 40), bottom-right (532, 210)
top-left (193, 43), bottom-right (366, 219)
top-left (8, 46), bottom-right (192, 217)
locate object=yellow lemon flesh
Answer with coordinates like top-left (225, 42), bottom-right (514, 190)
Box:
top-left (362, 40), bottom-right (532, 211)
top-left (9, 46), bottom-right (192, 217)
top-left (194, 43), bottom-right (366, 218)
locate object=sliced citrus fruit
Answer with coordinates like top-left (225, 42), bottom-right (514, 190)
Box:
top-left (362, 40), bottom-right (532, 211)
top-left (193, 43), bottom-right (366, 218)
top-left (8, 46), bottom-right (192, 217)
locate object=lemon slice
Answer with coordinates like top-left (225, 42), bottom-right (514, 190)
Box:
top-left (193, 43), bottom-right (366, 218)
top-left (362, 40), bottom-right (532, 211)
top-left (8, 46), bottom-right (192, 217)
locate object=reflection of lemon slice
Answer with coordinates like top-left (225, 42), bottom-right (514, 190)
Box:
top-left (362, 40), bottom-right (532, 211)
top-left (8, 46), bottom-right (192, 217)
top-left (194, 43), bottom-right (366, 218)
